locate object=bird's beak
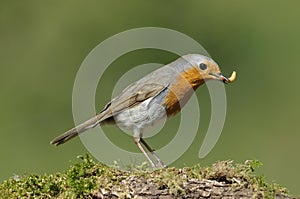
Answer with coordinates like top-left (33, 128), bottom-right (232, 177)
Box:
top-left (209, 72), bottom-right (229, 83)
top-left (209, 71), bottom-right (236, 84)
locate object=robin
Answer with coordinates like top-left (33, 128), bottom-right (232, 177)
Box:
top-left (51, 54), bottom-right (236, 168)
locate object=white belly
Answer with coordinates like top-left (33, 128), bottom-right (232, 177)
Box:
top-left (114, 98), bottom-right (167, 134)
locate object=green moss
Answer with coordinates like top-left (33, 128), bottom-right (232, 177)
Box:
top-left (0, 154), bottom-right (290, 198)
top-left (0, 155), bottom-right (104, 198)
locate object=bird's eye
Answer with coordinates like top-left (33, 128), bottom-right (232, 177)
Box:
top-left (199, 63), bottom-right (207, 70)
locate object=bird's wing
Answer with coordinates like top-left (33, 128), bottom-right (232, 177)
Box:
top-left (97, 82), bottom-right (169, 122)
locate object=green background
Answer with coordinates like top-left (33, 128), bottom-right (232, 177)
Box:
top-left (1, 0), bottom-right (299, 195)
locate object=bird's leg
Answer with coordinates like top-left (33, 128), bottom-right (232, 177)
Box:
top-left (134, 137), bottom-right (156, 169)
top-left (140, 138), bottom-right (167, 168)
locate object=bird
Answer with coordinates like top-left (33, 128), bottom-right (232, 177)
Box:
top-left (50, 54), bottom-right (236, 168)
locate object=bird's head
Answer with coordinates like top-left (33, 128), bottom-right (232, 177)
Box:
top-left (182, 54), bottom-right (236, 84)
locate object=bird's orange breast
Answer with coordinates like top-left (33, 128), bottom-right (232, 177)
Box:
top-left (164, 66), bottom-right (205, 116)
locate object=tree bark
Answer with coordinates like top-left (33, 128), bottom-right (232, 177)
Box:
top-left (92, 177), bottom-right (299, 199)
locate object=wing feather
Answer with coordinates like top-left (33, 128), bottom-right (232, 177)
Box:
top-left (97, 83), bottom-right (169, 123)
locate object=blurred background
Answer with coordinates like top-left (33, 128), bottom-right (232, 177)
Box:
top-left (1, 0), bottom-right (299, 195)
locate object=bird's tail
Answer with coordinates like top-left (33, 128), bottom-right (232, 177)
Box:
top-left (50, 115), bottom-right (101, 146)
